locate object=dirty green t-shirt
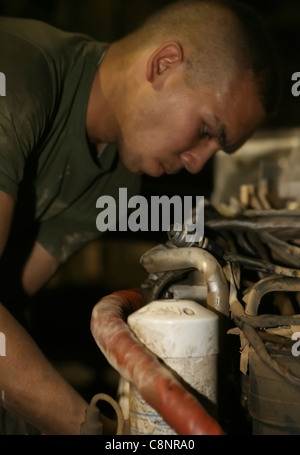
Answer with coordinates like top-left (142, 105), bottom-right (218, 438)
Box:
top-left (0, 17), bottom-right (140, 263)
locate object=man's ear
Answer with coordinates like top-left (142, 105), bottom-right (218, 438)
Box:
top-left (146, 42), bottom-right (184, 84)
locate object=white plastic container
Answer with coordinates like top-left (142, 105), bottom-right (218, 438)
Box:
top-left (127, 299), bottom-right (219, 435)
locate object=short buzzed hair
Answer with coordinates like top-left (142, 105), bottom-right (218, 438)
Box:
top-left (130, 0), bottom-right (281, 117)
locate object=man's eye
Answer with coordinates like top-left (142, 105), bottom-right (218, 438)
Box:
top-left (201, 126), bottom-right (211, 139)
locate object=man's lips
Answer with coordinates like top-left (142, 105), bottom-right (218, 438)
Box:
top-left (160, 163), bottom-right (181, 175)
top-left (161, 164), bottom-right (170, 174)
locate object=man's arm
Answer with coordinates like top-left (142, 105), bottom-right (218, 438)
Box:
top-left (0, 303), bottom-right (88, 435)
top-left (21, 241), bottom-right (60, 297)
top-left (0, 190), bottom-right (14, 257)
top-left (0, 190), bottom-right (88, 434)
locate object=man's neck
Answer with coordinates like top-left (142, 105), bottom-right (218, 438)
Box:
top-left (85, 44), bottom-right (120, 144)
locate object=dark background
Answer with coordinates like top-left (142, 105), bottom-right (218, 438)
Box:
top-left (1, 0), bottom-right (299, 433)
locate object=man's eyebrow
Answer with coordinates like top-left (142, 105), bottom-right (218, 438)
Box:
top-left (214, 116), bottom-right (237, 154)
top-left (214, 116), bottom-right (228, 151)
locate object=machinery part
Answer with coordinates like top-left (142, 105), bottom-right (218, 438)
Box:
top-left (90, 289), bottom-right (224, 435)
top-left (248, 346), bottom-right (300, 435)
top-left (140, 246), bottom-right (229, 316)
top-left (168, 224), bottom-right (195, 248)
top-left (141, 269), bottom-right (195, 302)
top-left (223, 252), bottom-right (300, 278)
top-left (208, 148), bottom-right (300, 434)
top-left (127, 299), bottom-right (219, 435)
top-left (227, 267), bottom-right (300, 330)
top-left (259, 231), bottom-right (300, 267)
top-left (168, 215), bottom-right (300, 280)
top-left (244, 274), bottom-right (300, 316)
top-left (205, 211), bottom-right (300, 240)
top-left (226, 259), bottom-right (300, 434)
top-left (168, 225), bottom-right (225, 259)
top-left (116, 377), bottom-right (130, 433)
top-left (229, 278), bottom-right (300, 385)
top-left (168, 284), bottom-right (207, 302)
top-left (80, 393), bottom-right (124, 435)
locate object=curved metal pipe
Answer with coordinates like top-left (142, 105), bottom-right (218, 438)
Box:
top-left (229, 290), bottom-right (300, 385)
top-left (206, 215), bottom-right (300, 237)
top-left (259, 232), bottom-right (300, 267)
top-left (245, 275), bottom-right (300, 316)
top-left (140, 247), bottom-right (229, 315)
top-left (90, 289), bottom-right (224, 435)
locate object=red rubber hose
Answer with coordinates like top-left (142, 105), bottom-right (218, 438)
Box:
top-left (90, 289), bottom-right (224, 435)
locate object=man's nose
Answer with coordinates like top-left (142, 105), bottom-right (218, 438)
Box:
top-left (180, 142), bottom-right (219, 174)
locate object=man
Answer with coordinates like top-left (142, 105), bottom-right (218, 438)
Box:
top-left (0, 0), bottom-right (279, 435)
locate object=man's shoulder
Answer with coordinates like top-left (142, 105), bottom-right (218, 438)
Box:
top-left (0, 17), bottom-right (96, 62)
top-left (0, 17), bottom-right (106, 130)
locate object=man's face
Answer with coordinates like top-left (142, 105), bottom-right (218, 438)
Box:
top-left (116, 70), bottom-right (265, 177)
